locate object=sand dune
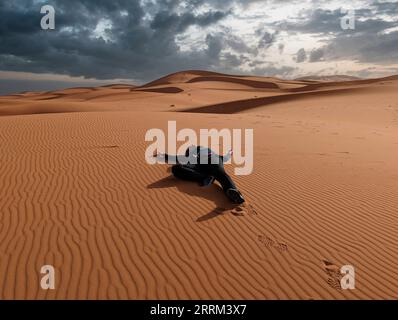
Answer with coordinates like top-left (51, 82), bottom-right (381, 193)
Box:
top-left (295, 75), bottom-right (361, 82)
top-left (0, 71), bottom-right (398, 299)
top-left (181, 87), bottom-right (367, 114)
top-left (140, 70), bottom-right (233, 88)
top-left (186, 76), bottom-right (280, 89)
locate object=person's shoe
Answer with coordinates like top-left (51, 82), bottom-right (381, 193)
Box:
top-left (200, 176), bottom-right (215, 187)
top-left (226, 188), bottom-right (245, 204)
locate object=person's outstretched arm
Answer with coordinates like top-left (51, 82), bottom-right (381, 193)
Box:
top-left (154, 152), bottom-right (180, 164)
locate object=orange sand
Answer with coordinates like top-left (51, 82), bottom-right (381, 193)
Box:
top-left (0, 71), bottom-right (397, 299)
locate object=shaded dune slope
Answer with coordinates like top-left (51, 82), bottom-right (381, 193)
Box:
top-left (180, 87), bottom-right (367, 114)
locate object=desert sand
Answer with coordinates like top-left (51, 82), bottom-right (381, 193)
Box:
top-left (0, 70), bottom-right (398, 299)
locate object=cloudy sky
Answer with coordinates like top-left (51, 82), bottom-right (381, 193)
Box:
top-left (0, 0), bottom-right (397, 94)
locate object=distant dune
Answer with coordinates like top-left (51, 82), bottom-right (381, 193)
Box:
top-left (0, 70), bottom-right (398, 299)
top-left (295, 75), bottom-right (361, 82)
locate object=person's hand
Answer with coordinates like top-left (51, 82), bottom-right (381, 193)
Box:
top-left (222, 149), bottom-right (233, 163)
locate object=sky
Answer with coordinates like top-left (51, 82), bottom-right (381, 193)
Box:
top-left (0, 0), bottom-right (398, 94)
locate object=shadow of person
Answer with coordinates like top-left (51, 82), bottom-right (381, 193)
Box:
top-left (147, 175), bottom-right (238, 222)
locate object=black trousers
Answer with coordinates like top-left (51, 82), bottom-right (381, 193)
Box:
top-left (172, 164), bottom-right (236, 191)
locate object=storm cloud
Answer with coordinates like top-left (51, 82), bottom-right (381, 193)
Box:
top-left (0, 0), bottom-right (397, 92)
top-left (0, 0), bottom-right (232, 82)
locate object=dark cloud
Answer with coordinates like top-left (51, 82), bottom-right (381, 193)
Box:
top-left (257, 31), bottom-right (278, 49)
top-left (0, 0), bottom-right (231, 82)
top-left (205, 34), bottom-right (223, 60)
top-left (371, 1), bottom-right (398, 15)
top-left (309, 48), bottom-right (324, 62)
top-left (0, 0), bottom-right (398, 87)
top-left (280, 5), bottom-right (398, 65)
top-left (222, 52), bottom-right (245, 67)
top-left (150, 10), bottom-right (229, 33)
top-left (278, 7), bottom-right (393, 35)
top-left (295, 48), bottom-right (307, 63)
top-left (225, 34), bottom-right (258, 55)
top-left (318, 31), bottom-right (398, 64)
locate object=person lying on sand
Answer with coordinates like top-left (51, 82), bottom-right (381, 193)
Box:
top-left (155, 145), bottom-right (245, 204)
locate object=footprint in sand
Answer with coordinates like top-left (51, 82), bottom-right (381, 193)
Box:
top-left (323, 260), bottom-right (342, 291)
top-left (247, 204), bottom-right (258, 215)
top-left (258, 235), bottom-right (288, 253)
top-left (230, 203), bottom-right (258, 216)
top-left (231, 206), bottom-right (245, 216)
